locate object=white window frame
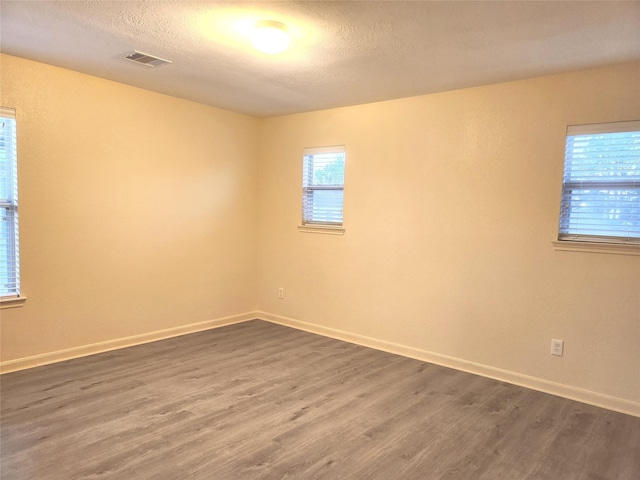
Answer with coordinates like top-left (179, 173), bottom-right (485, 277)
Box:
top-left (554, 120), bottom-right (640, 256)
top-left (299, 145), bottom-right (346, 235)
top-left (0, 106), bottom-right (24, 306)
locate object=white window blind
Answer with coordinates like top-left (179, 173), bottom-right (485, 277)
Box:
top-left (0, 107), bottom-right (20, 297)
top-left (302, 145), bottom-right (346, 226)
top-left (558, 120), bottom-right (640, 245)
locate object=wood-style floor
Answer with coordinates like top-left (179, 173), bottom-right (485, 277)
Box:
top-left (1, 320), bottom-right (638, 480)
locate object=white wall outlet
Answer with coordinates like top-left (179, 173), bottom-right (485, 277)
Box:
top-left (278, 287), bottom-right (284, 299)
top-left (551, 339), bottom-right (564, 356)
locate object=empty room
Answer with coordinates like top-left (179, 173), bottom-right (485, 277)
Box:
top-left (1, 1), bottom-right (639, 479)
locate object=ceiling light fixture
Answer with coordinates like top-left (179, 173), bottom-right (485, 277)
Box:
top-left (250, 20), bottom-right (290, 55)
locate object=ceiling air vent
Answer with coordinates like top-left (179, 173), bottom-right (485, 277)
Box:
top-left (124, 51), bottom-right (172, 67)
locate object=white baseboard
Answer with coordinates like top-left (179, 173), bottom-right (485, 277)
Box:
top-left (3, 310), bottom-right (638, 417)
top-left (0, 312), bottom-right (255, 374)
top-left (256, 311), bottom-right (640, 418)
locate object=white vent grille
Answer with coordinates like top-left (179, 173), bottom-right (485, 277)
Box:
top-left (124, 51), bottom-right (172, 67)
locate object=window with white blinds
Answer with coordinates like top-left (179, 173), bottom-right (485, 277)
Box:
top-left (558, 120), bottom-right (640, 245)
top-left (0, 107), bottom-right (20, 297)
top-left (302, 146), bottom-right (346, 226)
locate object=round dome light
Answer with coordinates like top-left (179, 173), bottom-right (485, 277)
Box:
top-left (250, 20), bottom-right (290, 55)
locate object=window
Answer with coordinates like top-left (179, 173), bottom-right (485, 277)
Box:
top-left (0, 107), bottom-right (20, 298)
top-left (302, 145), bottom-right (346, 227)
top-left (558, 120), bottom-right (640, 245)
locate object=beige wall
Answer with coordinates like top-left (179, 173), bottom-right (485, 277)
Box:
top-left (257, 62), bottom-right (640, 406)
top-left (0, 54), bottom-right (259, 361)
top-left (1, 53), bottom-right (638, 412)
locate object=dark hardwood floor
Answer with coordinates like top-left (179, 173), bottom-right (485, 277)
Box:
top-left (1, 320), bottom-right (638, 479)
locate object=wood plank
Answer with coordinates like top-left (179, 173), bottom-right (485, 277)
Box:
top-left (1, 320), bottom-right (638, 480)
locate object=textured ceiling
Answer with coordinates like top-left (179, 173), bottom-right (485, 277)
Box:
top-left (1, 1), bottom-right (639, 118)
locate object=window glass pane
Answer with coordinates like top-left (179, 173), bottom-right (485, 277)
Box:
top-left (564, 132), bottom-right (640, 182)
top-left (0, 116), bottom-right (17, 204)
top-left (303, 189), bottom-right (344, 224)
top-left (559, 123), bottom-right (640, 243)
top-left (0, 207), bottom-right (17, 292)
top-left (306, 153), bottom-right (345, 186)
top-left (560, 188), bottom-right (640, 237)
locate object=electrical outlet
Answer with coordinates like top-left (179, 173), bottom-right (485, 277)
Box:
top-left (278, 288), bottom-right (284, 299)
top-left (551, 339), bottom-right (564, 356)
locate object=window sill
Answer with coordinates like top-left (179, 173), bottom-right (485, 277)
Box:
top-left (298, 225), bottom-right (345, 235)
top-left (0, 296), bottom-right (27, 309)
top-left (552, 241), bottom-right (640, 256)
